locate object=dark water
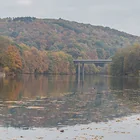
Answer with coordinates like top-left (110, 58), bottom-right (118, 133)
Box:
top-left (0, 75), bottom-right (139, 129)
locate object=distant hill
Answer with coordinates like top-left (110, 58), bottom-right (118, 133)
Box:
top-left (0, 17), bottom-right (140, 59)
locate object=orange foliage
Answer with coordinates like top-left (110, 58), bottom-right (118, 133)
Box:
top-left (22, 47), bottom-right (49, 73)
top-left (6, 45), bottom-right (22, 72)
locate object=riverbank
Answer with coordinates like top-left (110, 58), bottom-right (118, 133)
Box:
top-left (0, 114), bottom-right (140, 140)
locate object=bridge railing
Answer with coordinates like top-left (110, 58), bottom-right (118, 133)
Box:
top-left (73, 59), bottom-right (112, 64)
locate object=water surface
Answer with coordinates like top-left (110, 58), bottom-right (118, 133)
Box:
top-left (0, 75), bottom-right (139, 129)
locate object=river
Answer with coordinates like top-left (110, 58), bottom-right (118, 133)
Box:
top-left (0, 75), bottom-right (139, 140)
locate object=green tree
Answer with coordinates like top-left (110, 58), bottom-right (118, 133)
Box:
top-left (110, 44), bottom-right (140, 76)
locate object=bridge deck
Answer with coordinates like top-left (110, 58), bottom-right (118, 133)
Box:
top-left (73, 59), bottom-right (112, 64)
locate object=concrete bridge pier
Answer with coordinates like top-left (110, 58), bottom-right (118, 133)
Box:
top-left (77, 63), bottom-right (85, 82)
top-left (78, 62), bottom-right (80, 82)
top-left (82, 63), bottom-right (84, 81)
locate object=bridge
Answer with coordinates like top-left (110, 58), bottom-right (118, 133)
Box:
top-left (73, 59), bottom-right (112, 81)
top-left (73, 59), bottom-right (112, 64)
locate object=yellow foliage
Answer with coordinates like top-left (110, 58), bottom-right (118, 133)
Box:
top-left (4, 67), bottom-right (10, 72)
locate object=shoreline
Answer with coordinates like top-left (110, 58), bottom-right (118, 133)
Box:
top-left (0, 114), bottom-right (140, 140)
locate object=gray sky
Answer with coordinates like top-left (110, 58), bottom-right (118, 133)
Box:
top-left (0, 0), bottom-right (140, 36)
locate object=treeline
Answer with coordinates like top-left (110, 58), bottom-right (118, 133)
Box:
top-left (2, 17), bottom-right (36, 22)
top-left (1, 36), bottom-right (139, 76)
top-left (0, 36), bottom-right (75, 74)
top-left (110, 44), bottom-right (140, 76)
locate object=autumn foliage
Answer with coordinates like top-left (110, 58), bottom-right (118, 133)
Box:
top-left (5, 45), bottom-right (22, 71)
top-left (1, 17), bottom-right (140, 75)
top-left (1, 17), bottom-right (140, 61)
top-left (0, 37), bottom-right (75, 74)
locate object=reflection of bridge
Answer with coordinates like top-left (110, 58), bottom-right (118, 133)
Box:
top-left (73, 59), bottom-right (112, 81)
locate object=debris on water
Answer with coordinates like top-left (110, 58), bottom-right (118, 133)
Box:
top-left (116, 119), bottom-right (121, 122)
top-left (36, 137), bottom-right (43, 139)
top-left (8, 106), bottom-right (20, 109)
top-left (26, 106), bottom-right (44, 110)
top-left (137, 118), bottom-right (140, 120)
top-left (60, 130), bottom-right (64, 132)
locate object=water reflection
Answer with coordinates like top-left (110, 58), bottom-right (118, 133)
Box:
top-left (0, 75), bottom-right (77, 100)
top-left (109, 76), bottom-right (140, 90)
top-left (0, 75), bottom-right (139, 128)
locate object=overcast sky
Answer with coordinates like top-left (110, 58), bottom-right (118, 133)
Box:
top-left (0, 0), bottom-right (140, 36)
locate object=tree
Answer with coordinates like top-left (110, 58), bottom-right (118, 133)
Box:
top-left (5, 45), bottom-right (22, 72)
top-left (110, 44), bottom-right (140, 76)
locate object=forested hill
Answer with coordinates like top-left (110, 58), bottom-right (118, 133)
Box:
top-left (0, 17), bottom-right (140, 59)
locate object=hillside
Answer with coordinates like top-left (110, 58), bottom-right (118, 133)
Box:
top-left (0, 17), bottom-right (140, 59)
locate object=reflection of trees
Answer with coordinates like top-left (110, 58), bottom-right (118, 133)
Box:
top-left (22, 75), bottom-right (76, 99)
top-left (0, 75), bottom-right (139, 128)
top-left (1, 87), bottom-right (139, 128)
top-left (109, 76), bottom-right (139, 90)
top-left (109, 76), bottom-right (123, 90)
top-left (123, 77), bottom-right (140, 89)
top-left (0, 75), bottom-right (76, 100)
top-left (0, 77), bottom-right (22, 100)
